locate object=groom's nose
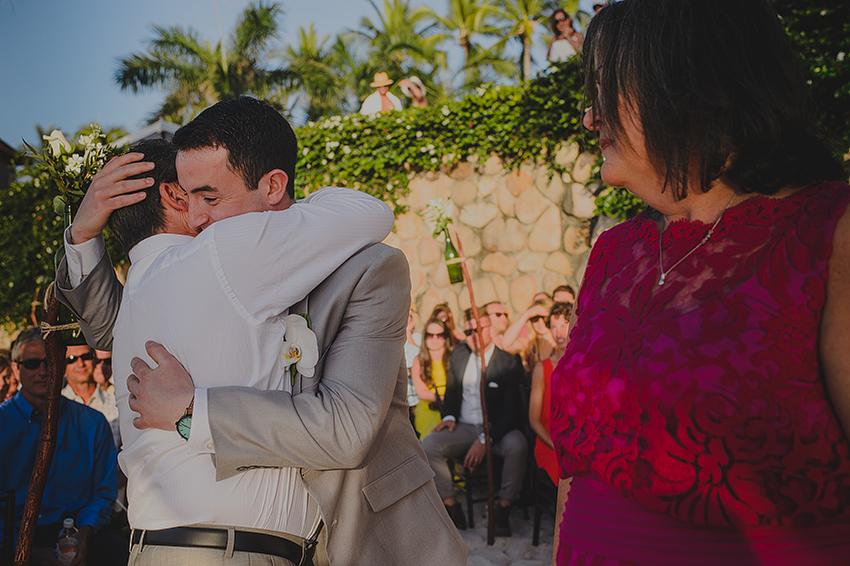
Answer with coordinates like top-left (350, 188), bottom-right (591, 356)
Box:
top-left (189, 208), bottom-right (211, 232)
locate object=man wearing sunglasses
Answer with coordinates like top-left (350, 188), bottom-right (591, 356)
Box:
top-left (0, 327), bottom-right (121, 566)
top-left (62, 344), bottom-right (120, 449)
top-left (421, 307), bottom-right (528, 537)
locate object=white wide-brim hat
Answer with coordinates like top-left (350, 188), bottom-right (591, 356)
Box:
top-left (401, 76), bottom-right (427, 98)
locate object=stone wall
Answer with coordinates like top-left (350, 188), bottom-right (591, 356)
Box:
top-left (383, 142), bottom-right (600, 322)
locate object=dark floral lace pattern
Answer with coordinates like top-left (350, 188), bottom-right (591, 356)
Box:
top-left (551, 182), bottom-right (850, 528)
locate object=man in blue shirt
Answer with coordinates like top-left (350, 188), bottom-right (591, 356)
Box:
top-left (0, 328), bottom-right (118, 565)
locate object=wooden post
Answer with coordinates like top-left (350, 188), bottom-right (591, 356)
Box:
top-left (453, 232), bottom-right (497, 546)
top-left (14, 292), bottom-right (64, 566)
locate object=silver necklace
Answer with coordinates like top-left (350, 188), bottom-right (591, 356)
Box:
top-left (657, 193), bottom-right (736, 286)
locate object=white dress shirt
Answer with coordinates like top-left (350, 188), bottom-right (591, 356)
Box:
top-left (65, 188), bottom-right (394, 536)
top-left (359, 91), bottom-right (403, 114)
top-left (459, 343), bottom-right (495, 426)
top-left (61, 383), bottom-right (121, 449)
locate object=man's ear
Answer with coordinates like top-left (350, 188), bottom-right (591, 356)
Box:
top-left (260, 169), bottom-right (292, 209)
top-left (160, 182), bottom-right (188, 212)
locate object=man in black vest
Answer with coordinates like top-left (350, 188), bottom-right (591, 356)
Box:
top-left (421, 307), bottom-right (528, 537)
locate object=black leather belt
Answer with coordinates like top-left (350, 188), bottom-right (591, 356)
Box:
top-left (131, 526), bottom-right (314, 565)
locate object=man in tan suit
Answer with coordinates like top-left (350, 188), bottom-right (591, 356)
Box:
top-left (56, 97), bottom-right (466, 566)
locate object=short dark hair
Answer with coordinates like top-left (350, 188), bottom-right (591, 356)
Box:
top-left (552, 285), bottom-right (575, 298)
top-left (583, 0), bottom-right (844, 200)
top-left (107, 139), bottom-right (177, 252)
top-left (172, 96), bottom-right (297, 199)
top-left (548, 302), bottom-right (573, 327)
top-left (11, 327), bottom-right (43, 362)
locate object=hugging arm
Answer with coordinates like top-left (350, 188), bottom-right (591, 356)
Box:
top-left (206, 246), bottom-right (410, 476)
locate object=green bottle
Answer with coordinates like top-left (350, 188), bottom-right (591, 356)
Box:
top-left (444, 230), bottom-right (464, 284)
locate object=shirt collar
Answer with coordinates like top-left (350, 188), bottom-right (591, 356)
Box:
top-left (128, 233), bottom-right (194, 265)
top-left (10, 391), bottom-right (67, 423)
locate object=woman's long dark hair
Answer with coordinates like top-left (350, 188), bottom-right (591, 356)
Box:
top-left (583, 0), bottom-right (844, 200)
top-left (419, 317), bottom-right (454, 391)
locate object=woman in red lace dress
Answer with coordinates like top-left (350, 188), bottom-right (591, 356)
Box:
top-left (550, 0), bottom-right (850, 564)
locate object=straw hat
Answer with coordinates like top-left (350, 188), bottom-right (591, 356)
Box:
top-left (370, 72), bottom-right (394, 87)
top-left (400, 76), bottom-right (427, 98)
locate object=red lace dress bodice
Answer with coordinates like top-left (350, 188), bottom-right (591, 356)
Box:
top-left (551, 182), bottom-right (850, 563)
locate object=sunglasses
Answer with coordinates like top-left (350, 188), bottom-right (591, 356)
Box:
top-left (555, 16), bottom-right (566, 21)
top-left (530, 316), bottom-right (545, 324)
top-left (66, 352), bottom-right (94, 365)
top-left (18, 358), bottom-right (47, 370)
top-left (95, 358), bottom-right (112, 367)
top-left (489, 312), bottom-right (507, 318)
top-left (425, 332), bottom-right (446, 340)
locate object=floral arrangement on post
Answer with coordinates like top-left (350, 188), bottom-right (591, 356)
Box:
top-left (419, 198), bottom-right (454, 238)
top-left (24, 125), bottom-right (121, 218)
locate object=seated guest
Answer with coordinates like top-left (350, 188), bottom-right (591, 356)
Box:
top-left (92, 349), bottom-right (113, 394)
top-left (528, 303), bottom-right (572, 485)
top-left (422, 308), bottom-right (527, 536)
top-left (501, 297), bottom-right (556, 372)
top-left (0, 328), bottom-right (122, 566)
top-left (0, 348), bottom-right (16, 401)
top-left (484, 301), bottom-right (510, 349)
top-left (62, 344), bottom-right (120, 449)
top-left (430, 302), bottom-right (466, 342)
top-left (411, 317), bottom-right (456, 439)
top-left (551, 284), bottom-right (575, 305)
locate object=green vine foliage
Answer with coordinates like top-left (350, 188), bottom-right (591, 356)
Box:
top-left (295, 59), bottom-right (593, 212)
top-left (0, 163), bottom-right (126, 328)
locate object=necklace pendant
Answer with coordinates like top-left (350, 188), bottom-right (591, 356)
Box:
top-left (658, 273), bottom-right (667, 286)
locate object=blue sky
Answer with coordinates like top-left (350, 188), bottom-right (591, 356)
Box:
top-left (0, 0), bottom-right (592, 150)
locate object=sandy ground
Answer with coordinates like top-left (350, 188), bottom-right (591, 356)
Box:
top-left (460, 498), bottom-right (555, 566)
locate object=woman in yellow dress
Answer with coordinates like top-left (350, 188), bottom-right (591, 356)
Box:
top-left (411, 317), bottom-right (456, 439)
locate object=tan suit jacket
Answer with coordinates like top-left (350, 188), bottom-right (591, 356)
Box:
top-left (55, 243), bottom-right (466, 566)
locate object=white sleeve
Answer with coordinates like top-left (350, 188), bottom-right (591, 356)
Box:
top-left (186, 388), bottom-right (214, 454)
top-left (209, 187), bottom-right (395, 322)
top-left (64, 227), bottom-right (107, 288)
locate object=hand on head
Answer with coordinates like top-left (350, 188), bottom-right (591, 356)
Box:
top-left (70, 153), bottom-right (152, 244)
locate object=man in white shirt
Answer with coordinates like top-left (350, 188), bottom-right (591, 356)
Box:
top-left (359, 72), bottom-right (403, 115)
top-left (421, 308), bottom-right (528, 537)
top-left (56, 97), bottom-right (466, 566)
top-left (62, 343), bottom-right (120, 448)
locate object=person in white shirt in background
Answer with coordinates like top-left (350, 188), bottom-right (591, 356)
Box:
top-left (359, 72), bottom-right (403, 115)
top-left (62, 343), bottom-right (120, 449)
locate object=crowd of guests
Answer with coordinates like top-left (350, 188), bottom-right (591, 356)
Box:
top-left (0, 329), bottom-right (129, 565)
top-left (403, 285), bottom-right (577, 536)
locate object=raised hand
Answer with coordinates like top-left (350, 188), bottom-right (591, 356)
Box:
top-left (69, 153), bottom-right (153, 244)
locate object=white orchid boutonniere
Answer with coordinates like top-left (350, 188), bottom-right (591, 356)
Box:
top-left (280, 313), bottom-right (319, 385)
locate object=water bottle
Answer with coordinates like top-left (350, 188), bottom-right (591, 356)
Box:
top-left (56, 517), bottom-right (78, 566)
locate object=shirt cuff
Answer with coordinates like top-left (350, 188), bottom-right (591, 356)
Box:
top-left (64, 227), bottom-right (106, 287)
top-left (185, 388), bottom-right (215, 454)
top-left (442, 415), bottom-right (456, 423)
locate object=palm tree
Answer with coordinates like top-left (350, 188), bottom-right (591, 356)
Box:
top-left (282, 25), bottom-right (349, 121)
top-left (415, 0), bottom-right (514, 90)
top-left (115, 1), bottom-right (292, 124)
top-left (497, 0), bottom-right (547, 81)
top-left (355, 0), bottom-right (445, 102)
